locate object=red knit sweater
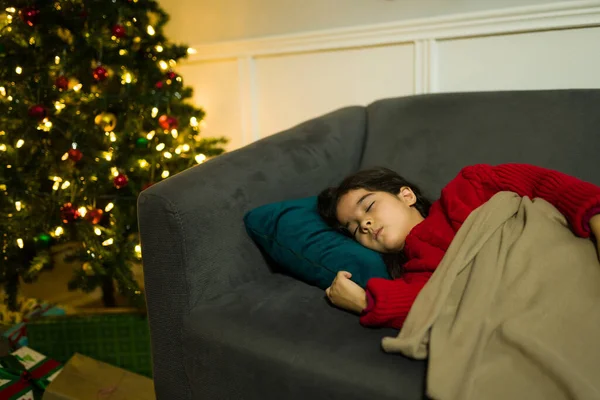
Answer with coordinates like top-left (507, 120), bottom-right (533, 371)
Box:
top-left (360, 163), bottom-right (600, 330)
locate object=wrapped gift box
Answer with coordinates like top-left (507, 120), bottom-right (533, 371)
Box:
top-left (0, 347), bottom-right (62, 400)
top-left (27, 308), bottom-right (151, 377)
top-left (42, 353), bottom-right (154, 400)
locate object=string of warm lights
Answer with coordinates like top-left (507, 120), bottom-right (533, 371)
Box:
top-left (0, 0), bottom-right (225, 308)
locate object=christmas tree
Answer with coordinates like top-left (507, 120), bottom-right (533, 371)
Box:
top-left (0, 1), bottom-right (227, 310)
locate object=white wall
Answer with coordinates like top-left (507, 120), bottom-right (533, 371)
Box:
top-left (162, 1), bottom-right (600, 152)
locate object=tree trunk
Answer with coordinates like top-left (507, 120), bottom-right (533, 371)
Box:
top-left (102, 277), bottom-right (116, 307)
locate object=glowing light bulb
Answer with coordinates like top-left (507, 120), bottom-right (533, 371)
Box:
top-left (119, 49), bottom-right (128, 56)
top-left (73, 83), bottom-right (82, 92)
top-left (158, 61), bottom-right (168, 70)
top-left (171, 129), bottom-right (178, 138)
top-left (52, 182), bottom-right (60, 191)
top-left (146, 130), bottom-right (156, 139)
top-left (190, 117), bottom-right (199, 127)
top-left (169, 59), bottom-right (176, 67)
top-left (61, 152), bottom-right (69, 161)
top-left (105, 203), bottom-right (114, 212)
top-left (109, 132), bottom-right (117, 142)
top-left (162, 171), bottom-right (170, 179)
top-left (147, 25), bottom-right (155, 35)
top-left (122, 72), bottom-right (133, 84)
top-left (182, 144), bottom-right (190, 152)
top-left (16, 139), bottom-right (24, 148)
top-left (0, 145), bottom-right (6, 151)
top-left (15, 66), bottom-right (22, 74)
top-left (5, 7), bottom-right (16, 13)
top-left (55, 56), bottom-right (60, 65)
top-left (111, 167), bottom-right (119, 177)
top-left (78, 207), bottom-right (87, 217)
top-left (15, 201), bottom-right (22, 211)
top-left (103, 152), bottom-right (112, 161)
top-left (61, 181), bottom-right (70, 189)
top-left (151, 108), bottom-right (158, 118)
top-left (0, 87), bottom-right (5, 96)
top-left (102, 238), bottom-right (114, 246)
top-left (156, 143), bottom-right (165, 151)
top-left (54, 101), bottom-right (65, 111)
top-left (187, 48), bottom-right (197, 55)
top-left (139, 159), bottom-right (149, 168)
top-left (163, 152), bottom-right (172, 159)
top-left (155, 45), bottom-right (163, 52)
top-left (175, 146), bottom-right (182, 155)
top-left (54, 226), bottom-right (64, 236)
top-left (195, 154), bottom-right (207, 164)
top-left (17, 239), bottom-right (24, 249)
top-left (94, 228), bottom-right (102, 236)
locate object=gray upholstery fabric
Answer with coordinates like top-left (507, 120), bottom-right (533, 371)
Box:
top-left (139, 90), bottom-right (600, 400)
top-left (138, 107), bottom-right (367, 400)
top-left (361, 90), bottom-right (600, 199)
top-left (183, 274), bottom-right (425, 400)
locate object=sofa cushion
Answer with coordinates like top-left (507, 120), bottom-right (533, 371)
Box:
top-left (183, 274), bottom-right (426, 400)
top-left (244, 196), bottom-right (390, 290)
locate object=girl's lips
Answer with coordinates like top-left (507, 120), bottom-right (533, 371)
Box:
top-left (374, 228), bottom-right (383, 240)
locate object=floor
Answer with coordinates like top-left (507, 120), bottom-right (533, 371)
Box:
top-left (17, 242), bottom-right (144, 308)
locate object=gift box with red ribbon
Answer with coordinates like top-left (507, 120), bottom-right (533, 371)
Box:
top-left (0, 347), bottom-right (62, 400)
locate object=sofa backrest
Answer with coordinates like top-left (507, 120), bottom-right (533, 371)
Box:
top-left (360, 90), bottom-right (600, 200)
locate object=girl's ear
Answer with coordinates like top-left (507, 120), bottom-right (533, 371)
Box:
top-left (397, 186), bottom-right (417, 206)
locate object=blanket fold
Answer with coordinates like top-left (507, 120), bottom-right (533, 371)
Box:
top-left (383, 192), bottom-right (600, 400)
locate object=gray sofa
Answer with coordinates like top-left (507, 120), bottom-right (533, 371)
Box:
top-left (138, 90), bottom-right (600, 400)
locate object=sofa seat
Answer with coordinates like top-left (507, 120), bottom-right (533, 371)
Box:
top-left (183, 274), bottom-right (427, 399)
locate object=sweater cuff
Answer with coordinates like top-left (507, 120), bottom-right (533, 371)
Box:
top-left (361, 290), bottom-right (375, 315)
top-left (583, 206), bottom-right (600, 234)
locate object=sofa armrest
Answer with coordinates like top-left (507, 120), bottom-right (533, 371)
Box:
top-left (138, 105), bottom-right (367, 399)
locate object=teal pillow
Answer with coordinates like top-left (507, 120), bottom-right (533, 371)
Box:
top-left (243, 196), bottom-right (390, 290)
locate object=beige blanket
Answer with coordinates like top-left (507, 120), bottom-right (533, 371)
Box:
top-left (383, 192), bottom-right (600, 400)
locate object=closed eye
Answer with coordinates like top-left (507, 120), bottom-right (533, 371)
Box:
top-left (366, 201), bottom-right (375, 212)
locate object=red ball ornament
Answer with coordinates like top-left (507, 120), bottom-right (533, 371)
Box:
top-left (155, 81), bottom-right (164, 89)
top-left (86, 208), bottom-right (104, 225)
top-left (55, 76), bottom-right (69, 90)
top-left (166, 71), bottom-right (178, 80)
top-left (60, 203), bottom-right (80, 223)
top-left (111, 24), bottom-right (126, 38)
top-left (28, 105), bottom-right (47, 120)
top-left (158, 115), bottom-right (178, 130)
top-left (67, 148), bottom-right (83, 162)
top-left (19, 7), bottom-right (40, 27)
top-left (93, 66), bottom-right (109, 81)
top-left (113, 173), bottom-right (129, 189)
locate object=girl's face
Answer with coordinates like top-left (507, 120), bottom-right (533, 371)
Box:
top-left (336, 187), bottom-right (424, 253)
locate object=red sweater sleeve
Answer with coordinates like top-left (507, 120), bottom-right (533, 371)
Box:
top-left (462, 164), bottom-right (600, 237)
top-left (359, 273), bottom-right (432, 329)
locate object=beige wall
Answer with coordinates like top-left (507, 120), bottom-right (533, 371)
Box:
top-left (158, 1), bottom-right (599, 152)
top-left (159, 0), bottom-right (576, 44)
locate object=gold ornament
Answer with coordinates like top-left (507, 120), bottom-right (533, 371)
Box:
top-left (82, 262), bottom-right (94, 275)
top-left (94, 112), bottom-right (117, 132)
top-left (56, 27), bottom-right (74, 45)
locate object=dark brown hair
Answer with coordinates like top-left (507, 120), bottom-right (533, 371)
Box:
top-left (317, 167), bottom-right (431, 279)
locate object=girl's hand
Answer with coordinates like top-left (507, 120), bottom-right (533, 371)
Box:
top-left (325, 271), bottom-right (367, 314)
top-left (591, 214), bottom-right (600, 260)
